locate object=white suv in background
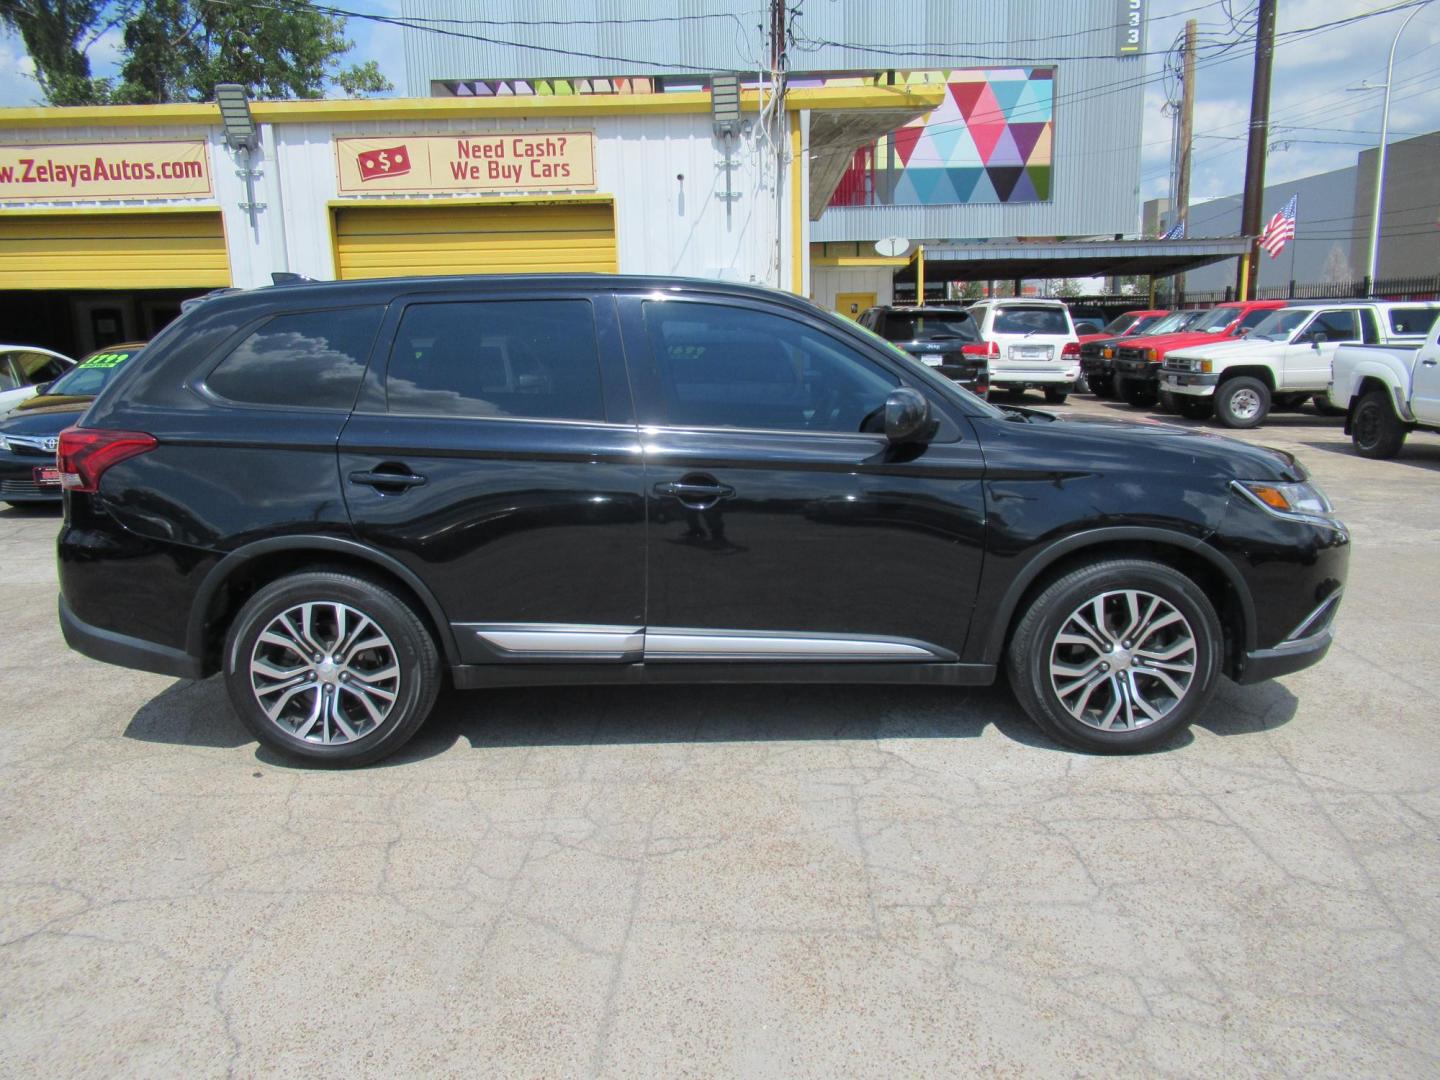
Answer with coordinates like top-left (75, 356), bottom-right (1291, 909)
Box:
top-left (966, 299), bottom-right (1080, 403)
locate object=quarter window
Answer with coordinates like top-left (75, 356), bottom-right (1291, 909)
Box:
top-left (640, 301), bottom-right (900, 433)
top-left (207, 308), bottom-right (382, 410)
top-left (386, 300), bottom-right (604, 422)
top-left (1389, 307), bottom-right (1440, 335)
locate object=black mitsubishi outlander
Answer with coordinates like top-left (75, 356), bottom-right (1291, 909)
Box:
top-left (57, 275), bottom-right (1348, 766)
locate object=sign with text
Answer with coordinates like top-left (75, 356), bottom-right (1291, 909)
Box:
top-left (0, 140), bottom-right (212, 201)
top-left (335, 133), bottom-right (596, 195)
top-left (1117, 0), bottom-right (1146, 55)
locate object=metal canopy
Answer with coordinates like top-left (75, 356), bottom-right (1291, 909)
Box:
top-left (890, 239), bottom-right (1251, 282)
top-left (808, 107), bottom-right (935, 220)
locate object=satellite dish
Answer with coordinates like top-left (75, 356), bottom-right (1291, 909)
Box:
top-left (874, 236), bottom-right (910, 258)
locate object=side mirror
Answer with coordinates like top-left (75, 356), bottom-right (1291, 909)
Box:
top-left (1307, 330), bottom-right (1326, 348)
top-left (883, 387), bottom-right (933, 444)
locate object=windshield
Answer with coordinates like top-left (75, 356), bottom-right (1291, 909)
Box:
top-left (992, 306), bottom-right (1071, 335)
top-left (1245, 310), bottom-right (1314, 341)
top-left (1188, 306), bottom-right (1243, 333)
top-left (1143, 311), bottom-right (1191, 334)
top-left (43, 346), bottom-right (141, 397)
top-left (1102, 313), bottom-right (1137, 334)
top-left (880, 311), bottom-right (978, 343)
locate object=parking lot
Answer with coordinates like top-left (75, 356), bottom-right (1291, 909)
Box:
top-left (2, 396), bottom-right (1438, 1077)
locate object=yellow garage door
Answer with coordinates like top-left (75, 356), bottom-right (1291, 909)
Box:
top-left (333, 201), bottom-right (617, 280)
top-left (0, 210), bottom-right (229, 289)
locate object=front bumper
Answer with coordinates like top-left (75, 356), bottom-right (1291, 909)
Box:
top-left (1113, 359), bottom-right (1162, 388)
top-left (0, 454), bottom-right (62, 502)
top-left (1235, 590), bottom-right (1342, 684)
top-left (1162, 370), bottom-right (1218, 397)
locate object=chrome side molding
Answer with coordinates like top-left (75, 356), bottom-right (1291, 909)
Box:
top-left (460, 623), bottom-right (953, 663)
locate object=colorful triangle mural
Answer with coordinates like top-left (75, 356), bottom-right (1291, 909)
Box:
top-left (828, 66), bottom-right (1055, 208)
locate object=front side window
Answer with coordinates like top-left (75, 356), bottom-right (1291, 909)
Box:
top-left (1308, 310), bottom-right (1361, 343)
top-left (991, 306), bottom-right (1070, 335)
top-left (641, 302), bottom-right (900, 433)
top-left (386, 299), bottom-right (604, 422)
top-left (1247, 310), bottom-right (1312, 341)
top-left (1236, 308), bottom-right (1277, 332)
top-left (207, 307), bottom-right (383, 410)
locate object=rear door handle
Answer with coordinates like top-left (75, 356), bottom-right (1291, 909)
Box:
top-left (349, 468), bottom-right (427, 492)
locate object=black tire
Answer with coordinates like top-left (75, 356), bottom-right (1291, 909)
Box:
top-left (1044, 385), bottom-right (1070, 404)
top-left (1155, 389), bottom-right (1175, 414)
top-left (1117, 374), bottom-right (1156, 408)
top-left (1174, 395), bottom-right (1213, 420)
top-left (1089, 374), bottom-right (1115, 399)
top-left (1312, 394), bottom-right (1347, 417)
top-left (1074, 373), bottom-right (1090, 395)
top-left (1006, 559), bottom-right (1224, 754)
top-left (223, 570), bottom-right (441, 766)
top-left (1214, 376), bottom-right (1270, 429)
top-left (1351, 389), bottom-right (1408, 459)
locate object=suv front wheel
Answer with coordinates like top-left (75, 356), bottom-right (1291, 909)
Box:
top-left (1006, 559), bottom-right (1223, 753)
top-left (223, 570), bottom-right (442, 766)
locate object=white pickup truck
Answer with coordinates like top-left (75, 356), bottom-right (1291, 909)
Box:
top-left (1328, 320), bottom-right (1440, 459)
top-left (1160, 300), bottom-right (1440, 429)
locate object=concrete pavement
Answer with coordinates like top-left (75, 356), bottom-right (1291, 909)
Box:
top-left (2, 396), bottom-right (1438, 1077)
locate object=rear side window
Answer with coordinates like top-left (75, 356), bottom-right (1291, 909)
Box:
top-left (1310, 310), bottom-right (1361, 342)
top-left (206, 307), bottom-right (382, 410)
top-left (992, 306), bottom-right (1070, 335)
top-left (386, 299), bottom-right (604, 422)
top-left (1389, 307), bottom-right (1439, 335)
top-left (15, 351), bottom-right (69, 384)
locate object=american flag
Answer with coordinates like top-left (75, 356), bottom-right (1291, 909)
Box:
top-left (1160, 219), bottom-right (1186, 240)
top-left (1259, 194), bottom-right (1298, 258)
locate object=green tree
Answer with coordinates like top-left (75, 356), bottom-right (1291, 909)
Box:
top-left (115, 0), bottom-right (392, 103)
top-left (0, 0), bottom-right (115, 105)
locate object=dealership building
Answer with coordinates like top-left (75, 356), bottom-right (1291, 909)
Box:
top-left (0, 0), bottom-right (1207, 356)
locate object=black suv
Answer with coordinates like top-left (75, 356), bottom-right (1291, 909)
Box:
top-left (58, 275), bottom-right (1348, 765)
top-left (857, 305), bottom-right (991, 395)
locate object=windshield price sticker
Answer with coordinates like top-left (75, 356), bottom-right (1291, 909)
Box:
top-left (80, 352), bottom-right (132, 368)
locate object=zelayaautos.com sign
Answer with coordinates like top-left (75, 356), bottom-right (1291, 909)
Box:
top-left (0, 140), bottom-right (213, 201)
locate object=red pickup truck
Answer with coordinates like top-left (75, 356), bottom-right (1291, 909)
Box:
top-left (1111, 299), bottom-right (1287, 408)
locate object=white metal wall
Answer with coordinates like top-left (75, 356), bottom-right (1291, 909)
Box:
top-left (0, 111), bottom-right (802, 293)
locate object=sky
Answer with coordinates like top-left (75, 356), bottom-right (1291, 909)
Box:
top-left (2, 0), bottom-right (1437, 214)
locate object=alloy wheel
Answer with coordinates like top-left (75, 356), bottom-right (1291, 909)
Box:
top-left (1227, 388), bottom-right (1262, 420)
top-left (1048, 589), bottom-right (1197, 731)
top-left (248, 601), bottom-right (400, 744)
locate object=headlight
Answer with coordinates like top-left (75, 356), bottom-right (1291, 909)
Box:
top-left (1145, 347), bottom-right (1159, 362)
top-left (1101, 346), bottom-right (1113, 358)
top-left (1235, 479), bottom-right (1337, 525)
top-left (0, 436), bottom-right (13, 453)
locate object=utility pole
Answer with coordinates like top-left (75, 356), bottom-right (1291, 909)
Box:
top-left (1236, 0), bottom-right (1277, 300)
top-left (1174, 18), bottom-right (1197, 303)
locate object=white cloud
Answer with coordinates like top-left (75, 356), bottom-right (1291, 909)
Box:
top-left (0, 29), bottom-right (40, 107)
top-left (1141, 0), bottom-right (1440, 203)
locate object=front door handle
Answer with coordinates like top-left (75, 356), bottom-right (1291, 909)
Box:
top-left (1423, 359), bottom-right (1438, 367)
top-left (349, 466), bottom-right (427, 493)
top-left (654, 476), bottom-right (735, 507)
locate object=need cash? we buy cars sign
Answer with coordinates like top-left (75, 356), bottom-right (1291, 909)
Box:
top-left (335, 133), bottom-right (596, 195)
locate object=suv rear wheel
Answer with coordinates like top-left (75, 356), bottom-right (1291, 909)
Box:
top-left (223, 570), bottom-right (441, 766)
top-left (1006, 559), bottom-right (1223, 753)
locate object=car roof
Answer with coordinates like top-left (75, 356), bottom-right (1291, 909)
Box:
top-left (0, 344), bottom-right (71, 354)
top-left (1280, 297), bottom-right (1439, 306)
top-left (82, 342), bottom-right (147, 354)
top-left (867, 305), bottom-right (971, 314)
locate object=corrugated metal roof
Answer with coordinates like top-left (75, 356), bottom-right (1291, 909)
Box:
top-left (401, 0), bottom-right (1147, 241)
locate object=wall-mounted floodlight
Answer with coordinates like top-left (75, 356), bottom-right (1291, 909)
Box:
top-left (215, 84), bottom-right (258, 151)
top-left (711, 74), bottom-right (741, 138)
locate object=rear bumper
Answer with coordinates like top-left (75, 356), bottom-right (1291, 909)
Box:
top-left (59, 594), bottom-right (202, 680)
top-left (989, 366), bottom-right (1078, 386)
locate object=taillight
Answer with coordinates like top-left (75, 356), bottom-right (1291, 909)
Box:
top-left (960, 341), bottom-right (1000, 357)
top-left (1062, 342), bottom-right (1080, 359)
top-left (57, 427), bottom-right (157, 493)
